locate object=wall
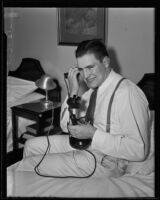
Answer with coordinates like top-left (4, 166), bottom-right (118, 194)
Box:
top-left (107, 8), bottom-right (154, 82)
top-left (5, 8), bottom-right (154, 102)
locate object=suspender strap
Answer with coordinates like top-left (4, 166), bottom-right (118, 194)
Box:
top-left (106, 78), bottom-right (126, 132)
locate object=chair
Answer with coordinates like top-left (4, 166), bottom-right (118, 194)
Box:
top-left (137, 73), bottom-right (154, 110)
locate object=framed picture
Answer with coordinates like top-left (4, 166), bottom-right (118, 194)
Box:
top-left (58, 8), bottom-right (106, 46)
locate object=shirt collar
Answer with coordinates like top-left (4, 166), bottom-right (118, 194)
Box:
top-left (88, 69), bottom-right (117, 95)
top-left (98, 69), bottom-right (115, 94)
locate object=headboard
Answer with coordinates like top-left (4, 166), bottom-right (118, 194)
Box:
top-left (8, 58), bottom-right (45, 81)
top-left (8, 58), bottom-right (61, 102)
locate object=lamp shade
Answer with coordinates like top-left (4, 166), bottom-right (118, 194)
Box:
top-left (35, 75), bottom-right (56, 90)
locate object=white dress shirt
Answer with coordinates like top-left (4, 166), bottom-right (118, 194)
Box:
top-left (60, 70), bottom-right (150, 162)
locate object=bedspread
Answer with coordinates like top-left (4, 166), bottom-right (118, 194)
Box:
top-left (7, 162), bottom-right (154, 197)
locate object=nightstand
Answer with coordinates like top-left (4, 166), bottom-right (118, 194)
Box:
top-left (11, 100), bottom-right (61, 151)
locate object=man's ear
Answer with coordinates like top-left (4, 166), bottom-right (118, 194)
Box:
top-left (103, 56), bottom-right (110, 67)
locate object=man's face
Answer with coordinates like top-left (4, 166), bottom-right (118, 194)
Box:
top-left (77, 53), bottom-right (108, 89)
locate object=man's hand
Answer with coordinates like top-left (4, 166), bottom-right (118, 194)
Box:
top-left (68, 123), bottom-right (97, 139)
top-left (68, 67), bottom-right (80, 96)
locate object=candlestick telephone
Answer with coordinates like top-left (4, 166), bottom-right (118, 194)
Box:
top-left (64, 71), bottom-right (92, 150)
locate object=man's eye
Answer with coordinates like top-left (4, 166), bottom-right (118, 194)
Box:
top-left (88, 66), bottom-right (94, 70)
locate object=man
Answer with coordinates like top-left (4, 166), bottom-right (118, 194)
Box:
top-left (16, 39), bottom-right (150, 178)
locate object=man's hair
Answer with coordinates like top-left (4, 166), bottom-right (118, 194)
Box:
top-left (75, 39), bottom-right (109, 62)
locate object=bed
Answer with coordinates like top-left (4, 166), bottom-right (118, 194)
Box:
top-left (7, 58), bottom-right (60, 153)
top-left (7, 73), bottom-right (155, 197)
top-left (7, 77), bottom-right (44, 152)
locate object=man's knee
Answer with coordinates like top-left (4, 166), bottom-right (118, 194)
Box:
top-left (23, 137), bottom-right (45, 157)
top-left (24, 137), bottom-right (36, 150)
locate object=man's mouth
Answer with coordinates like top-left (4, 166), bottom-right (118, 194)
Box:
top-left (86, 77), bottom-right (96, 83)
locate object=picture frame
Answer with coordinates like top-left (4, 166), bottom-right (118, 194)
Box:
top-left (58, 8), bottom-right (106, 46)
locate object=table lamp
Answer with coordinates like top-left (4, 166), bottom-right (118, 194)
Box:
top-left (35, 74), bottom-right (56, 109)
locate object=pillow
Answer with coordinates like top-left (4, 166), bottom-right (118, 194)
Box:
top-left (7, 76), bottom-right (37, 107)
top-left (13, 92), bottom-right (44, 107)
top-left (126, 110), bottom-right (155, 175)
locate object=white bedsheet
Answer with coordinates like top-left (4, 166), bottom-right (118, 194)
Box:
top-left (7, 77), bottom-right (44, 152)
top-left (7, 162), bottom-right (154, 197)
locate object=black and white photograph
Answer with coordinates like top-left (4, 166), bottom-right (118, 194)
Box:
top-left (2, 4), bottom-right (156, 198)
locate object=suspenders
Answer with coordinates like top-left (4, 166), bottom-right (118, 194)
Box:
top-left (106, 78), bottom-right (126, 133)
top-left (100, 77), bottom-right (128, 169)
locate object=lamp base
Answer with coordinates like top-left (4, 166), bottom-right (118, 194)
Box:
top-left (41, 99), bottom-right (53, 110)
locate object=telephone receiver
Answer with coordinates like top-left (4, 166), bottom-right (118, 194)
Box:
top-left (64, 72), bottom-right (80, 80)
top-left (64, 72), bottom-right (69, 79)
